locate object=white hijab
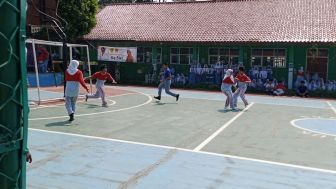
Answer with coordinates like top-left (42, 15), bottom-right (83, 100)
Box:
top-left (224, 69), bottom-right (234, 82)
top-left (67, 60), bottom-right (79, 75)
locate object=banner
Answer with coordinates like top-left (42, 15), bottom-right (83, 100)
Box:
top-left (97, 46), bottom-right (137, 62)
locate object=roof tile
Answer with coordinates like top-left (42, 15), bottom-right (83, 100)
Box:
top-left (84, 0), bottom-right (336, 43)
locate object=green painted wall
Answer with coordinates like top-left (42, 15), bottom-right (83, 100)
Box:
top-left (88, 41), bottom-right (336, 84)
top-left (328, 46), bottom-right (336, 80)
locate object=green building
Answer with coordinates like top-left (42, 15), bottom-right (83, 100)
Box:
top-left (84, 0), bottom-right (336, 89)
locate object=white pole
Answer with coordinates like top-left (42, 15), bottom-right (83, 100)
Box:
top-left (86, 46), bottom-right (93, 93)
top-left (32, 40), bottom-right (41, 105)
top-left (69, 47), bottom-right (73, 61)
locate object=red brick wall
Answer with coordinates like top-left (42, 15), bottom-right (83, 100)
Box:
top-left (27, 0), bottom-right (57, 26)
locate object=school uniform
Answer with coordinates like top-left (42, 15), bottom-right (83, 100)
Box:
top-left (65, 60), bottom-right (88, 120)
top-left (157, 67), bottom-right (179, 98)
top-left (87, 72), bottom-right (115, 106)
top-left (221, 70), bottom-right (235, 109)
top-left (233, 73), bottom-right (251, 107)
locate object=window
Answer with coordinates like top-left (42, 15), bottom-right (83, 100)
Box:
top-left (306, 48), bottom-right (328, 80)
top-left (208, 48), bottom-right (239, 65)
top-left (170, 47), bottom-right (193, 64)
top-left (251, 49), bottom-right (286, 68)
top-left (137, 47), bottom-right (152, 63)
top-left (155, 48), bottom-right (162, 64)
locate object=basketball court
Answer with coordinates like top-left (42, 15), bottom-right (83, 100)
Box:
top-left (27, 86), bottom-right (336, 189)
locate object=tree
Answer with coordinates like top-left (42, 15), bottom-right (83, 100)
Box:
top-left (58, 0), bottom-right (98, 42)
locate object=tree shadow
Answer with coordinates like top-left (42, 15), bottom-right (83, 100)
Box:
top-left (45, 121), bottom-right (78, 127)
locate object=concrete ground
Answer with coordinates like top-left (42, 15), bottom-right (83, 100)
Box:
top-left (27, 86), bottom-right (336, 189)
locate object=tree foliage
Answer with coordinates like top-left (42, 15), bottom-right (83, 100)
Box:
top-left (58, 0), bottom-right (98, 42)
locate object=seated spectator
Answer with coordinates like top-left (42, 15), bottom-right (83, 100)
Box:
top-left (257, 79), bottom-right (263, 90)
top-left (259, 67), bottom-right (268, 80)
top-left (249, 79), bottom-right (257, 89)
top-left (296, 81), bottom-right (308, 97)
top-left (326, 80), bottom-right (334, 91)
top-left (180, 74), bottom-right (186, 85)
top-left (273, 80), bottom-right (286, 96)
top-left (295, 66), bottom-right (305, 87)
top-left (309, 80), bottom-right (319, 91)
top-left (264, 79), bottom-right (275, 95)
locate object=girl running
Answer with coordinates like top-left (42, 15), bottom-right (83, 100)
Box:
top-left (233, 67), bottom-right (251, 108)
top-left (85, 65), bottom-right (117, 107)
top-left (221, 69), bottom-right (236, 110)
top-left (65, 60), bottom-right (89, 121)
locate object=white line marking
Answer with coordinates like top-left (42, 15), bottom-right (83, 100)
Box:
top-left (108, 100), bottom-right (116, 106)
top-left (327, 101), bottom-right (336, 115)
top-left (28, 89), bottom-right (64, 95)
top-left (29, 128), bottom-right (336, 175)
top-left (29, 93), bottom-right (134, 110)
top-left (148, 94), bottom-right (328, 109)
top-left (112, 86), bottom-right (332, 110)
top-left (193, 103), bottom-right (255, 151)
top-left (291, 118), bottom-right (336, 137)
top-left (29, 92), bottom-right (152, 121)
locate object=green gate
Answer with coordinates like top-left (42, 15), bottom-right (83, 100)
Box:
top-left (0, 0), bottom-right (28, 188)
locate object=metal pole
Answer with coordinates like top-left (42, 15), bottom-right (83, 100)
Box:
top-left (32, 40), bottom-right (41, 105)
top-left (69, 46), bottom-right (73, 61)
top-left (86, 46), bottom-right (93, 93)
top-left (62, 40), bottom-right (67, 97)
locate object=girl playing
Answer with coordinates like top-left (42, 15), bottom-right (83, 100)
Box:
top-left (233, 67), bottom-right (251, 108)
top-left (85, 65), bottom-right (117, 107)
top-left (65, 60), bottom-right (89, 121)
top-left (221, 69), bottom-right (236, 110)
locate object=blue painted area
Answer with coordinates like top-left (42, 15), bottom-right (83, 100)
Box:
top-left (28, 89), bottom-right (63, 101)
top-left (27, 130), bottom-right (336, 189)
top-left (293, 118), bottom-right (336, 136)
top-left (27, 73), bottom-right (63, 87)
top-left (120, 86), bottom-right (330, 109)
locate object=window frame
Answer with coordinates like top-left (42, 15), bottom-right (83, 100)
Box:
top-left (170, 47), bottom-right (193, 65)
top-left (251, 48), bottom-right (287, 68)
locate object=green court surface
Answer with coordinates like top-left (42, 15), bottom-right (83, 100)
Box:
top-left (27, 86), bottom-right (336, 189)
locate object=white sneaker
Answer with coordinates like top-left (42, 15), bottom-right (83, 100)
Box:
top-left (224, 107), bottom-right (229, 111)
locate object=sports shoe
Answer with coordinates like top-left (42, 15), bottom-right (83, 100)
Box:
top-left (154, 96), bottom-right (161, 100)
top-left (102, 102), bottom-right (108, 107)
top-left (176, 94), bottom-right (180, 101)
top-left (85, 95), bottom-right (88, 102)
top-left (68, 113), bottom-right (74, 122)
top-left (224, 107), bottom-right (229, 111)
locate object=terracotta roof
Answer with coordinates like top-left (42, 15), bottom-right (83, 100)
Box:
top-left (84, 0), bottom-right (336, 43)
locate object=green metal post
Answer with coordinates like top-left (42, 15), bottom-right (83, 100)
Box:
top-left (0, 0), bottom-right (27, 189)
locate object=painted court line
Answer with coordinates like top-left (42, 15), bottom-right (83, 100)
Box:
top-left (29, 92), bottom-right (152, 121)
top-left (291, 118), bottom-right (336, 138)
top-left (327, 101), bottom-right (336, 115)
top-left (193, 102), bottom-right (255, 151)
top-left (114, 86), bottom-right (330, 109)
top-left (29, 128), bottom-right (336, 175)
top-left (119, 87), bottom-right (329, 110)
top-left (29, 93), bottom-right (135, 110)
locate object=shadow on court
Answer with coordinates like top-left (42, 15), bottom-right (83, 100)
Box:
top-left (154, 101), bottom-right (178, 105)
top-left (217, 109), bottom-right (242, 113)
top-left (45, 121), bottom-right (78, 127)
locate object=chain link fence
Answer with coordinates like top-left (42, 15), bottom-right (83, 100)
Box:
top-left (0, 0), bottom-right (28, 188)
